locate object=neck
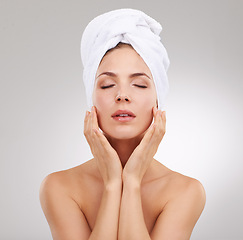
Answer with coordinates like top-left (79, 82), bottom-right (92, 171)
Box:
top-left (104, 133), bottom-right (144, 168)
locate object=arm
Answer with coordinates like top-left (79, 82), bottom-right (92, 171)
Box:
top-left (39, 173), bottom-right (122, 240)
top-left (39, 173), bottom-right (91, 240)
top-left (89, 181), bottom-right (122, 240)
top-left (150, 179), bottom-right (206, 240)
top-left (118, 179), bottom-right (151, 240)
top-left (40, 106), bottom-right (123, 240)
top-left (118, 177), bottom-right (206, 240)
top-left (118, 107), bottom-right (164, 240)
top-left (118, 108), bottom-right (205, 239)
top-left (86, 106), bottom-right (123, 239)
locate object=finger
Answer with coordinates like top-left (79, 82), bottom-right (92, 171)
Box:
top-left (85, 109), bottom-right (99, 154)
top-left (158, 110), bottom-right (166, 133)
top-left (86, 111), bottom-right (98, 151)
top-left (90, 106), bottom-right (115, 155)
top-left (155, 110), bottom-right (165, 136)
top-left (93, 128), bottom-right (115, 154)
top-left (162, 111), bottom-right (166, 130)
top-left (84, 108), bottom-right (114, 162)
top-left (88, 107), bottom-right (98, 141)
top-left (92, 128), bottom-right (106, 156)
top-left (147, 111), bottom-right (166, 149)
top-left (139, 120), bottom-right (156, 146)
top-left (139, 106), bottom-right (159, 145)
top-left (145, 107), bottom-right (160, 139)
top-left (91, 106), bottom-right (99, 131)
top-left (90, 113), bottom-right (108, 158)
top-left (154, 108), bottom-right (166, 132)
top-left (84, 110), bottom-right (90, 134)
top-left (152, 106), bottom-right (162, 130)
top-left (84, 110), bottom-right (91, 140)
top-left (84, 116), bottom-right (98, 157)
top-left (153, 106), bottom-right (158, 118)
top-left (145, 109), bottom-right (165, 146)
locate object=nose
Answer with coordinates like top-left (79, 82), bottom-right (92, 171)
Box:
top-left (115, 94), bottom-right (131, 102)
top-left (115, 82), bottom-right (132, 103)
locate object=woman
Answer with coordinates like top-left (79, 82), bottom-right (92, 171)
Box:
top-left (40, 9), bottom-right (206, 240)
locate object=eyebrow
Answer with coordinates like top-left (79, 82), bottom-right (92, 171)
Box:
top-left (96, 71), bottom-right (151, 80)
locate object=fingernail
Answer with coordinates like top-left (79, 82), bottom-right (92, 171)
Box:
top-left (85, 111), bottom-right (88, 117)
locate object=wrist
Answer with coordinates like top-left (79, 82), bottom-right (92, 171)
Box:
top-left (122, 175), bottom-right (141, 190)
top-left (104, 179), bottom-right (122, 192)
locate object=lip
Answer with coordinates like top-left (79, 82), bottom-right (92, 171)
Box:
top-left (111, 109), bottom-right (136, 118)
top-left (111, 109), bottom-right (136, 122)
top-left (112, 116), bottom-right (135, 122)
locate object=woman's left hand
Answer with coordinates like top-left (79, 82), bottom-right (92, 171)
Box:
top-left (123, 106), bottom-right (166, 186)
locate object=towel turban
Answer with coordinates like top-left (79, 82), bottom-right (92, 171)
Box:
top-left (80, 8), bottom-right (170, 111)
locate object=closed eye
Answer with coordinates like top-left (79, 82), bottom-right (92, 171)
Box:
top-left (101, 84), bottom-right (147, 89)
top-left (101, 84), bottom-right (115, 89)
top-left (134, 84), bottom-right (147, 88)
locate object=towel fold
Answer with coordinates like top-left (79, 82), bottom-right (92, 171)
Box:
top-left (80, 8), bottom-right (170, 111)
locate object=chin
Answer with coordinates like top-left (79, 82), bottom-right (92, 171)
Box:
top-left (102, 126), bottom-right (147, 141)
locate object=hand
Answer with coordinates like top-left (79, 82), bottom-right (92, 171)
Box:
top-left (84, 106), bottom-right (123, 187)
top-left (123, 106), bottom-right (166, 185)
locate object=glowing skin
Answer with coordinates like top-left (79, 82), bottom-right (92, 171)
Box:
top-left (92, 44), bottom-right (157, 141)
top-left (39, 46), bottom-right (206, 240)
top-left (92, 44), bottom-right (158, 167)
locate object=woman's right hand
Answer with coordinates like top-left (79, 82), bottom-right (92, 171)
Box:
top-left (84, 106), bottom-right (123, 187)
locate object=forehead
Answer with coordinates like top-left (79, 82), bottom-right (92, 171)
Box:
top-left (96, 45), bottom-right (153, 79)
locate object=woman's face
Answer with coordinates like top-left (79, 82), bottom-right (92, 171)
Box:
top-left (92, 44), bottom-right (157, 140)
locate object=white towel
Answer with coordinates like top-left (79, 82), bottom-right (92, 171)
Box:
top-left (80, 8), bottom-right (170, 111)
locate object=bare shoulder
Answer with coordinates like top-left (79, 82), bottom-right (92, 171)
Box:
top-left (39, 160), bottom-right (95, 199)
top-left (39, 162), bottom-right (94, 239)
top-left (150, 160), bottom-right (206, 210)
top-left (159, 168), bottom-right (206, 224)
top-left (40, 167), bottom-right (76, 195)
top-left (167, 171), bottom-right (206, 204)
top-left (39, 167), bottom-right (79, 221)
top-left (149, 164), bottom-right (206, 239)
top-left (39, 169), bottom-right (70, 197)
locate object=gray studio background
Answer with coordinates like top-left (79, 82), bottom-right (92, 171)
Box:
top-left (1, 0), bottom-right (242, 239)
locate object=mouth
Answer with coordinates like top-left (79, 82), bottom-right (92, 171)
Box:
top-left (111, 109), bottom-right (136, 122)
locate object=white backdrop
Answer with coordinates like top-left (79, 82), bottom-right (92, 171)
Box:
top-left (0, 0), bottom-right (242, 239)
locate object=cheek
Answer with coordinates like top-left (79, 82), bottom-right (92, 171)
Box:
top-left (93, 91), bottom-right (111, 109)
top-left (139, 90), bottom-right (157, 108)
top-left (92, 91), bottom-right (112, 127)
top-left (138, 91), bottom-right (157, 121)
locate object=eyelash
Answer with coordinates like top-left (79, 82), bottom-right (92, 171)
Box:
top-left (101, 84), bottom-right (147, 89)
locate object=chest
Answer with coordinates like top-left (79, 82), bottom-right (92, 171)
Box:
top-left (79, 180), bottom-right (167, 234)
